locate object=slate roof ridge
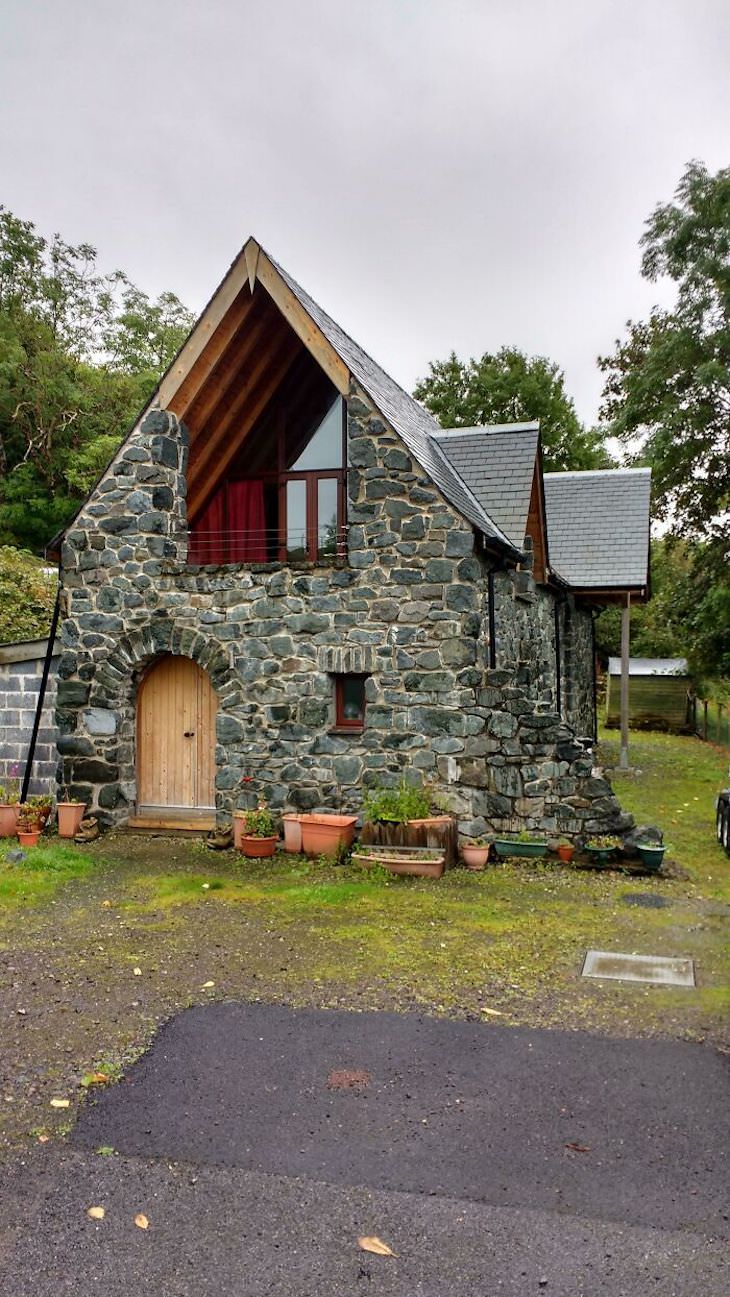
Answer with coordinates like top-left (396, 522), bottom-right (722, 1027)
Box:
top-left (434, 421), bottom-right (540, 438)
top-left (544, 467), bottom-right (651, 480)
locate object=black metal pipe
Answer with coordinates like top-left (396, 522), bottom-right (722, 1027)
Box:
top-left (554, 599), bottom-right (562, 717)
top-left (590, 609), bottom-right (598, 741)
top-left (487, 569), bottom-right (496, 670)
top-left (20, 580), bottom-right (61, 804)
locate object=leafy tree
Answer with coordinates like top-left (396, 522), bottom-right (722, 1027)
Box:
top-left (599, 161), bottom-right (730, 544)
top-left (0, 546), bottom-right (57, 643)
top-left (0, 207), bottom-right (193, 552)
top-left (594, 537), bottom-right (729, 680)
top-left (414, 346), bottom-right (612, 471)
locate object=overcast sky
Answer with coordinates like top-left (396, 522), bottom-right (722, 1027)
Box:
top-left (1, 0), bottom-right (728, 425)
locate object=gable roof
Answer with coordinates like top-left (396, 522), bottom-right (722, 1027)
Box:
top-left (543, 468), bottom-right (651, 592)
top-left (430, 423), bottom-right (540, 549)
top-left (268, 254), bottom-right (520, 556)
top-left (607, 657), bottom-right (688, 677)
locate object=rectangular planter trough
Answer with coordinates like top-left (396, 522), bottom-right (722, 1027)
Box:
top-left (492, 840), bottom-right (549, 860)
top-left (351, 845), bottom-right (446, 879)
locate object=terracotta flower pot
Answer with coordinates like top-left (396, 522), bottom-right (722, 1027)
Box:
top-left (232, 811), bottom-right (248, 851)
top-left (461, 844), bottom-right (490, 870)
top-left (282, 814), bottom-right (302, 853)
top-left (0, 805), bottom-right (19, 837)
top-left (299, 814), bottom-right (357, 857)
top-left (57, 803), bottom-right (85, 838)
top-left (556, 844), bottom-right (575, 863)
top-left (17, 830), bottom-right (41, 848)
top-left (239, 834), bottom-right (278, 858)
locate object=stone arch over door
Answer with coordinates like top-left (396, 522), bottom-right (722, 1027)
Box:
top-left (59, 621), bottom-right (238, 826)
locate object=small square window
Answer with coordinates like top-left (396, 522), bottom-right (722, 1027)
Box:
top-left (334, 675), bottom-right (367, 730)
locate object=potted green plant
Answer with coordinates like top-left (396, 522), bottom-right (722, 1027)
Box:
top-left (234, 798), bottom-right (279, 857)
top-left (492, 830), bottom-right (549, 860)
top-left (635, 840), bottom-right (666, 871)
top-left (554, 839), bottom-right (575, 863)
top-left (27, 793), bottom-right (54, 828)
top-left (351, 843), bottom-right (446, 879)
top-left (0, 775), bottom-right (20, 838)
top-left (461, 837), bottom-right (491, 870)
top-left (585, 835), bottom-right (620, 865)
top-left (16, 803), bottom-right (42, 848)
top-left (361, 778), bottom-right (457, 866)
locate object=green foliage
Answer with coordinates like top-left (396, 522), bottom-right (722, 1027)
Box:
top-left (241, 799), bottom-right (276, 838)
top-left (414, 345), bottom-right (612, 472)
top-left (363, 778), bottom-right (432, 823)
top-left (0, 206), bottom-right (193, 551)
top-left (595, 535), bottom-right (729, 679)
top-left (0, 545), bottom-right (56, 642)
top-left (599, 160), bottom-right (730, 544)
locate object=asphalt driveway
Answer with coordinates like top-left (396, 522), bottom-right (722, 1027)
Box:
top-left (0, 1004), bottom-right (728, 1295)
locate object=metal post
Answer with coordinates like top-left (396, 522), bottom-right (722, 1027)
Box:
top-left (619, 594), bottom-right (630, 769)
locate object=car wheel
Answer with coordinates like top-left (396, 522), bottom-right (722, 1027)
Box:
top-left (723, 805), bottom-right (730, 857)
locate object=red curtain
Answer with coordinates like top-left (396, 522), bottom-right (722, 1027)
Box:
top-left (188, 487), bottom-right (226, 564)
top-left (228, 480), bottom-right (266, 562)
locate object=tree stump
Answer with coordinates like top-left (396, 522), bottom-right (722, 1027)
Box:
top-left (359, 816), bottom-right (458, 868)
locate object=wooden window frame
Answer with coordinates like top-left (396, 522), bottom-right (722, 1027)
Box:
top-left (333, 674), bottom-right (367, 731)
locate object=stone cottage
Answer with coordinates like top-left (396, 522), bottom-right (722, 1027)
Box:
top-left (49, 238), bottom-right (650, 838)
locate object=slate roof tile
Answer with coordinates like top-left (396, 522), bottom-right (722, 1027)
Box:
top-left (543, 468), bottom-right (651, 589)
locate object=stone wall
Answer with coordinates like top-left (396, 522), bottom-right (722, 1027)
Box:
top-left (561, 603), bottom-right (596, 739)
top-left (0, 641), bottom-right (59, 795)
top-left (56, 383), bottom-right (630, 841)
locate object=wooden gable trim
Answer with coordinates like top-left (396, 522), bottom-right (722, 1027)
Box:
top-left (525, 452), bottom-right (549, 583)
top-left (158, 239), bottom-right (349, 417)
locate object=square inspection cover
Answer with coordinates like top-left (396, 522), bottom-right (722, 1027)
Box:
top-left (582, 950), bottom-right (695, 987)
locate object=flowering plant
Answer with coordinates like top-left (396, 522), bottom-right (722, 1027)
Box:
top-left (242, 797), bottom-right (275, 838)
top-left (0, 764), bottom-right (20, 805)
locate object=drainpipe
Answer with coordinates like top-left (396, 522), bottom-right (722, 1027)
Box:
top-left (20, 574), bottom-right (61, 804)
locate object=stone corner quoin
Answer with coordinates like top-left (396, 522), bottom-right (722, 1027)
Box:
top-left (55, 388), bottom-right (631, 839)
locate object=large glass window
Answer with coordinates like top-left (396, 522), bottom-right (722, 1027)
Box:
top-left (291, 398), bottom-right (343, 470)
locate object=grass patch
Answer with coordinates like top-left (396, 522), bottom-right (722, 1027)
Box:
top-left (0, 838), bottom-right (95, 908)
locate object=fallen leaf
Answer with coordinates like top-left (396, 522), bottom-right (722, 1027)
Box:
top-left (81, 1071), bottom-right (110, 1088)
top-left (50, 1098), bottom-right (70, 1109)
top-left (37, 1134), bottom-right (49, 1143)
top-left (133, 967), bottom-right (142, 976)
top-left (102, 900), bottom-right (112, 908)
top-left (87, 1206), bottom-right (105, 1220)
top-left (358, 1236), bottom-right (396, 1257)
top-left (565, 1142), bottom-right (591, 1153)
top-left (134, 1213), bottom-right (149, 1230)
top-left (481, 1007), bottom-right (504, 1017)
top-left (201, 981), bottom-right (215, 989)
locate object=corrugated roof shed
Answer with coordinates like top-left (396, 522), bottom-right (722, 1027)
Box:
top-left (270, 256), bottom-right (521, 557)
top-left (431, 424), bottom-right (540, 549)
top-left (543, 468), bottom-right (651, 590)
top-left (607, 657), bottom-right (689, 677)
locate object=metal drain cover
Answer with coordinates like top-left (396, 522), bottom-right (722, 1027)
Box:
top-left (582, 950), bottom-right (695, 986)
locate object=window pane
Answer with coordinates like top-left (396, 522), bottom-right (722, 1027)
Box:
top-left (318, 478), bottom-right (339, 556)
top-left (341, 676), bottom-right (365, 724)
top-left (286, 480), bottom-right (307, 559)
top-left (291, 398), bottom-right (343, 470)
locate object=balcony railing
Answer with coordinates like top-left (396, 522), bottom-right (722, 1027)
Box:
top-left (186, 525), bottom-right (349, 566)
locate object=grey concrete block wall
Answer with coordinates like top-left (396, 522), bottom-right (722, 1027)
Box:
top-left (0, 643), bottom-right (59, 795)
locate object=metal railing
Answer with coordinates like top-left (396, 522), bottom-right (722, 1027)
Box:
top-left (186, 526), bottom-right (349, 565)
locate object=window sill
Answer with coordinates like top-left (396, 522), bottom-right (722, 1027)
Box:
top-left (328, 726), bottom-right (364, 736)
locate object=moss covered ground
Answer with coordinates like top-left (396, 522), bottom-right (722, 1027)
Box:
top-left (0, 728), bottom-right (727, 1156)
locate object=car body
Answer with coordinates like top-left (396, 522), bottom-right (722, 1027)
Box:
top-left (716, 788), bottom-right (730, 856)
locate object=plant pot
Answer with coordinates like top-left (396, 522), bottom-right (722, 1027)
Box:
top-left (556, 844), bottom-right (575, 863)
top-left (352, 847), bottom-right (445, 879)
top-left (636, 844), bottom-right (666, 871)
top-left (585, 845), bottom-right (617, 866)
top-left (299, 814), bottom-right (358, 857)
top-left (493, 839), bottom-right (549, 860)
top-left (282, 814), bottom-right (302, 853)
top-left (232, 811), bottom-right (248, 851)
top-left (57, 803), bottom-right (85, 838)
top-left (0, 805), bottom-right (19, 837)
top-left (17, 830), bottom-right (41, 848)
top-left (238, 835), bottom-right (278, 858)
top-left (461, 844), bottom-right (490, 870)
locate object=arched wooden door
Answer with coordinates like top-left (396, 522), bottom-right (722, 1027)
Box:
top-left (137, 656), bottom-right (218, 822)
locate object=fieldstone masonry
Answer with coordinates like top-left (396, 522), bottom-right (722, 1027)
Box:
top-left (56, 385), bottom-right (631, 840)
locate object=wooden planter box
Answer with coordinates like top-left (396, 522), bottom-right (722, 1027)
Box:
top-left (352, 845), bottom-right (445, 879)
top-left (359, 814), bottom-right (457, 867)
